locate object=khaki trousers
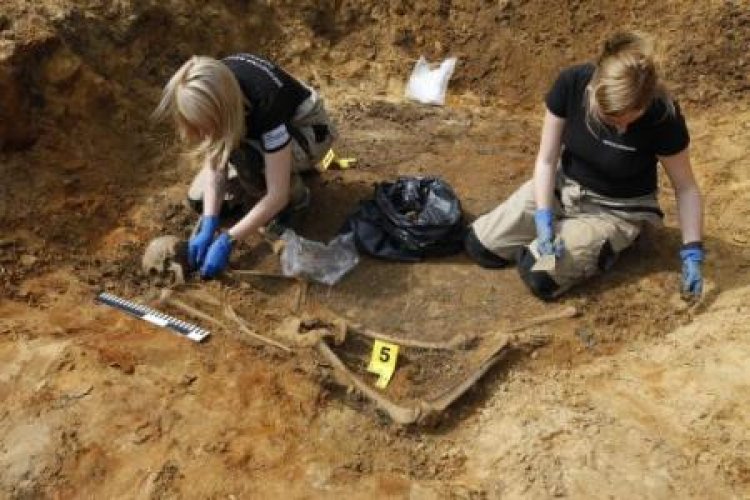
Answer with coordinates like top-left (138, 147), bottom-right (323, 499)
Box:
top-left (471, 174), bottom-right (663, 298)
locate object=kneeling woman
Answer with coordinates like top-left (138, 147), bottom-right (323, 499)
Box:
top-left (466, 32), bottom-right (704, 301)
top-left (154, 54), bottom-right (337, 278)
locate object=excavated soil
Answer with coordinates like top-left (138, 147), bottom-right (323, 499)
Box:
top-left (1, 1), bottom-right (749, 498)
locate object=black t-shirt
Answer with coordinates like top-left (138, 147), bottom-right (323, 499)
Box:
top-left (223, 54), bottom-right (312, 153)
top-left (545, 64), bottom-right (690, 198)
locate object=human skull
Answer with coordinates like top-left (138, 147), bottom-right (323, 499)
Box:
top-left (141, 235), bottom-right (189, 286)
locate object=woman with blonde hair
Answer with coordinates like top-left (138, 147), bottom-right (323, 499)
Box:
top-left (466, 31), bottom-right (704, 301)
top-left (154, 54), bottom-right (337, 278)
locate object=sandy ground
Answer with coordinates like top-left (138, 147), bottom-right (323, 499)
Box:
top-left (1, 1), bottom-right (749, 498)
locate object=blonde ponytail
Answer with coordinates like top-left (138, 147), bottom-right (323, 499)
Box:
top-left (585, 31), bottom-right (673, 131)
top-left (152, 56), bottom-right (246, 169)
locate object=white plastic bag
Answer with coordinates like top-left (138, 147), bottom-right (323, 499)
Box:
top-left (280, 230), bottom-right (359, 286)
top-left (405, 56), bottom-right (457, 106)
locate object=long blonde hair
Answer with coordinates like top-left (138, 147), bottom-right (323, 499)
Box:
top-left (152, 56), bottom-right (246, 169)
top-left (585, 31), bottom-right (673, 131)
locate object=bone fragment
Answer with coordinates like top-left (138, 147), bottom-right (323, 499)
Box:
top-left (227, 269), bottom-right (298, 280)
top-left (295, 280), bottom-right (309, 314)
top-left (275, 315), bottom-right (347, 348)
top-left (182, 288), bottom-right (223, 307)
top-left (343, 320), bottom-right (473, 350)
top-left (169, 262), bottom-right (185, 287)
top-left (158, 289), bottom-right (225, 329)
top-left (257, 227), bottom-right (286, 255)
top-left (223, 305), bottom-right (293, 352)
top-left (507, 306), bottom-right (579, 333)
top-left (316, 341), bottom-right (421, 425)
top-left (417, 336), bottom-right (511, 419)
top-left (316, 332), bottom-right (540, 425)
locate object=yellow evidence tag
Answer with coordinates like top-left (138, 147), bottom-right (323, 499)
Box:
top-left (367, 340), bottom-right (400, 389)
top-left (318, 148), bottom-right (336, 171)
top-left (317, 149), bottom-right (357, 171)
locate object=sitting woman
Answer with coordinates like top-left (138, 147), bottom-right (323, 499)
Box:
top-left (465, 32), bottom-right (704, 301)
top-left (153, 54), bottom-right (337, 278)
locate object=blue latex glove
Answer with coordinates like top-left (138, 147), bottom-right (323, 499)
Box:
top-left (680, 243), bottom-right (704, 298)
top-left (534, 208), bottom-right (561, 257)
top-left (188, 216), bottom-right (219, 269)
top-left (200, 232), bottom-right (233, 279)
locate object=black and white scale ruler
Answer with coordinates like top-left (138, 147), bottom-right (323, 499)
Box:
top-left (95, 292), bottom-right (210, 342)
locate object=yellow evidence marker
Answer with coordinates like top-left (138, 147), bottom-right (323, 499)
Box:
top-left (317, 148), bottom-right (357, 171)
top-left (367, 340), bottom-right (400, 389)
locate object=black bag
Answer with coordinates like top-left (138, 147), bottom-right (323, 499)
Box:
top-left (343, 176), bottom-right (466, 261)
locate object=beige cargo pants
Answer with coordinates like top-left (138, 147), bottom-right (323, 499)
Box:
top-left (188, 89), bottom-right (337, 214)
top-left (470, 174), bottom-right (663, 300)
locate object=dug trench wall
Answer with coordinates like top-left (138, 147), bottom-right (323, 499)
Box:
top-left (0, 1), bottom-right (749, 498)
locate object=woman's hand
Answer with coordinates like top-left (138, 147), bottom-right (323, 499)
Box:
top-left (534, 208), bottom-right (563, 257)
top-left (200, 232), bottom-right (233, 278)
top-left (188, 215), bottom-right (219, 268)
top-left (680, 243), bottom-right (704, 299)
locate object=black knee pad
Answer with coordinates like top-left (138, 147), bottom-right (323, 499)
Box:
top-left (517, 246), bottom-right (560, 301)
top-left (464, 228), bottom-right (511, 269)
top-left (231, 145), bottom-right (265, 188)
top-left (186, 196), bottom-right (202, 215)
top-left (597, 239), bottom-right (616, 272)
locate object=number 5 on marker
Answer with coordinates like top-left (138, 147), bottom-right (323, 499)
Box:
top-left (367, 340), bottom-right (400, 389)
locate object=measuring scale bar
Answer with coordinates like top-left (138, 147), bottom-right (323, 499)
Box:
top-left (95, 292), bottom-right (210, 342)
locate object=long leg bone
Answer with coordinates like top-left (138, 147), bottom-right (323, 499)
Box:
top-left (316, 332), bottom-right (546, 425)
top-left (316, 340), bottom-right (422, 425)
top-left (327, 307), bottom-right (576, 351)
top-left (415, 336), bottom-right (513, 423)
top-left (160, 288), bottom-right (292, 353)
top-left (333, 317), bottom-right (473, 350)
top-left (158, 289), bottom-right (226, 329)
top-left (507, 306), bottom-right (579, 333)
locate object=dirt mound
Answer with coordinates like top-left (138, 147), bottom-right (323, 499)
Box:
top-left (1, 1), bottom-right (749, 498)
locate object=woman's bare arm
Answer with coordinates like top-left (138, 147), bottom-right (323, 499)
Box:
top-left (660, 148), bottom-right (703, 244)
top-left (228, 144), bottom-right (292, 240)
top-left (533, 110), bottom-right (566, 210)
top-left (201, 155), bottom-right (228, 217)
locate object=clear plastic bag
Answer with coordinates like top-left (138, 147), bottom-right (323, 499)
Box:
top-left (280, 230), bottom-right (359, 285)
top-left (405, 56), bottom-right (458, 106)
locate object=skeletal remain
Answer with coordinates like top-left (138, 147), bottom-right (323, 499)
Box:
top-left (258, 227), bottom-right (286, 255)
top-left (157, 288), bottom-right (293, 352)
top-left (158, 289), bottom-right (225, 329)
top-left (507, 306), bottom-right (579, 333)
top-left (223, 304), bottom-right (293, 352)
top-left (344, 320), bottom-right (473, 350)
top-left (227, 269), bottom-right (298, 280)
top-left (321, 306), bottom-right (576, 352)
top-left (142, 235), bottom-right (188, 286)
top-left (316, 333), bottom-right (517, 425)
top-left (316, 341), bottom-right (421, 424)
top-left (274, 315), bottom-right (346, 348)
top-left (295, 280), bottom-right (309, 314)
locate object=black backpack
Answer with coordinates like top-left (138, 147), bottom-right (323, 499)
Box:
top-left (343, 176), bottom-right (466, 261)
